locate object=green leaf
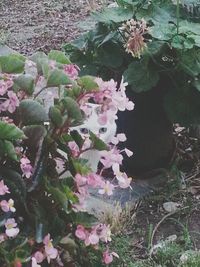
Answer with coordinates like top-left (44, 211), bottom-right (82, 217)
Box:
top-left (0, 54), bottom-right (25, 73)
top-left (150, 24), bottom-right (176, 41)
top-left (0, 121), bottom-right (25, 140)
top-left (124, 60), bottom-right (159, 92)
top-left (3, 140), bottom-right (18, 161)
top-left (92, 7), bottom-right (133, 23)
top-left (13, 74), bottom-right (35, 95)
top-left (188, 35), bottom-right (200, 48)
top-left (179, 20), bottom-right (200, 35)
top-left (47, 69), bottom-right (72, 87)
top-left (62, 97), bottom-right (83, 126)
top-left (23, 125), bottom-right (47, 150)
top-left (49, 106), bottom-right (63, 127)
top-left (97, 43), bottom-right (124, 68)
top-left (70, 130), bottom-right (84, 149)
top-left (71, 158), bottom-right (91, 175)
top-left (178, 49), bottom-right (200, 76)
top-left (19, 100), bottom-right (49, 125)
top-left (48, 50), bottom-right (71, 64)
top-left (89, 131), bottom-right (108, 151)
top-left (48, 187), bottom-right (69, 212)
top-left (77, 75), bottom-right (99, 91)
top-left (73, 212), bottom-right (97, 227)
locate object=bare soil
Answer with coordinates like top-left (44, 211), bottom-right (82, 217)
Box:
top-left (0, 0), bottom-right (94, 55)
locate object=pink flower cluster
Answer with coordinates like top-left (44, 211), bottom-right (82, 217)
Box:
top-left (31, 234), bottom-right (58, 267)
top-left (85, 77), bottom-right (134, 126)
top-left (0, 180), bottom-right (19, 240)
top-left (0, 75), bottom-right (19, 114)
top-left (75, 224), bottom-right (119, 265)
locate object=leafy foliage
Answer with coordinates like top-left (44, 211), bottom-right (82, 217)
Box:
top-left (64, 0), bottom-right (200, 126)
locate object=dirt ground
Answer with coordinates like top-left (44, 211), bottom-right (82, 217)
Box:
top-left (0, 0), bottom-right (97, 55)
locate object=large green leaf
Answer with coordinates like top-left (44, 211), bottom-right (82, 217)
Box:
top-left (0, 54), bottom-right (25, 73)
top-left (77, 75), bottom-right (99, 92)
top-left (124, 60), bottom-right (159, 92)
top-left (92, 7), bottom-right (133, 23)
top-left (19, 100), bottom-right (49, 125)
top-left (49, 106), bottom-right (63, 127)
top-left (62, 97), bottom-right (83, 126)
top-left (47, 69), bottom-right (72, 87)
top-left (178, 49), bottom-right (200, 76)
top-left (97, 43), bottom-right (124, 68)
top-left (0, 121), bottom-right (25, 140)
top-left (150, 24), bottom-right (176, 41)
top-left (13, 74), bottom-right (35, 95)
top-left (48, 50), bottom-right (71, 64)
top-left (3, 140), bottom-right (18, 161)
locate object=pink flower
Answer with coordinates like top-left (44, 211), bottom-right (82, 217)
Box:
top-left (98, 224), bottom-right (112, 243)
top-left (75, 225), bottom-right (87, 240)
top-left (87, 231), bottom-right (99, 245)
top-left (111, 133), bottom-right (127, 145)
top-left (31, 257), bottom-right (41, 267)
top-left (112, 164), bottom-right (132, 189)
top-left (0, 78), bottom-right (13, 96)
top-left (33, 251), bottom-right (44, 263)
top-left (87, 173), bottom-right (104, 188)
top-left (98, 181), bottom-right (115, 196)
top-left (43, 234), bottom-right (58, 263)
top-left (0, 180), bottom-right (10, 195)
top-left (4, 218), bottom-right (19, 237)
top-left (124, 148), bottom-right (133, 157)
top-left (68, 141), bottom-right (79, 157)
top-left (0, 91), bottom-right (19, 113)
top-left (64, 64), bottom-right (79, 80)
top-left (103, 250), bottom-right (119, 265)
top-left (0, 199), bottom-right (16, 212)
top-left (100, 148), bottom-right (123, 169)
top-left (75, 174), bottom-right (87, 187)
top-left (20, 156), bottom-right (33, 178)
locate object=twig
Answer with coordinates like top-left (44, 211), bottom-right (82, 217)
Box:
top-left (150, 207), bottom-right (188, 250)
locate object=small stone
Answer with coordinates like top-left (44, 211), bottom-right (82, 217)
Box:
top-left (163, 201), bottom-right (180, 213)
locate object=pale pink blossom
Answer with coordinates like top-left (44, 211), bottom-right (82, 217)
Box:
top-left (124, 148), bottom-right (133, 157)
top-left (75, 173), bottom-right (87, 187)
top-left (111, 133), bottom-right (127, 145)
top-left (64, 64), bottom-right (79, 80)
top-left (33, 251), bottom-right (44, 263)
top-left (31, 257), bottom-right (41, 267)
top-left (68, 141), bottom-right (79, 157)
top-left (0, 199), bottom-right (16, 212)
top-left (98, 181), bottom-right (115, 196)
top-left (0, 91), bottom-right (19, 113)
top-left (75, 225), bottom-right (87, 240)
top-left (112, 164), bottom-right (132, 189)
top-left (103, 250), bottom-right (119, 265)
top-left (20, 156), bottom-right (33, 178)
top-left (43, 234), bottom-right (58, 263)
top-left (0, 79), bottom-right (13, 96)
top-left (100, 149), bottom-right (123, 169)
top-left (0, 180), bottom-right (10, 195)
top-left (87, 173), bottom-right (104, 188)
top-left (98, 224), bottom-right (112, 243)
top-left (5, 218), bottom-right (19, 237)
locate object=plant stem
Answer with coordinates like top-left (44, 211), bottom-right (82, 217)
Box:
top-left (176, 0), bottom-right (180, 35)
